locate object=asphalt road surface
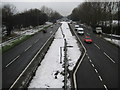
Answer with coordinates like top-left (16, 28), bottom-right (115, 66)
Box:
top-left (70, 23), bottom-right (118, 89)
top-left (2, 23), bottom-right (61, 88)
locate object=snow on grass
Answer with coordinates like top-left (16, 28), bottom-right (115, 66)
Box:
top-left (28, 22), bottom-right (81, 88)
top-left (67, 36), bottom-right (81, 71)
top-left (60, 22), bottom-right (81, 71)
top-left (104, 38), bottom-right (120, 47)
top-left (102, 33), bottom-right (120, 38)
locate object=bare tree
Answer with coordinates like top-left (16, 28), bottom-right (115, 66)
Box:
top-left (41, 6), bottom-right (54, 17)
top-left (2, 4), bottom-right (16, 36)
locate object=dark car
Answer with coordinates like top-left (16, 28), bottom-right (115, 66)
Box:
top-left (42, 29), bottom-right (47, 33)
top-left (84, 36), bottom-right (93, 43)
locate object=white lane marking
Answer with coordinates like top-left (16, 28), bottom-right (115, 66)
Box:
top-left (103, 52), bottom-right (115, 63)
top-left (92, 63), bottom-right (95, 67)
top-left (72, 25), bottom-right (87, 89)
top-left (6, 55), bottom-right (20, 68)
top-left (89, 59), bottom-right (92, 63)
top-left (104, 85), bottom-right (108, 90)
top-left (34, 39), bottom-right (39, 43)
top-left (87, 56), bottom-right (90, 59)
top-left (98, 76), bottom-right (103, 81)
top-left (95, 69), bottom-right (98, 73)
top-left (9, 27), bottom-right (57, 90)
top-left (50, 31), bottom-right (52, 33)
top-left (24, 45), bottom-right (32, 52)
top-left (94, 43), bottom-right (100, 49)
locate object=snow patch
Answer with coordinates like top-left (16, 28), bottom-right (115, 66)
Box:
top-left (104, 38), bottom-right (120, 47)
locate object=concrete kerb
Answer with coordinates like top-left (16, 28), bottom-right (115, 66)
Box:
top-left (68, 23), bottom-right (86, 90)
top-left (9, 25), bottom-right (60, 89)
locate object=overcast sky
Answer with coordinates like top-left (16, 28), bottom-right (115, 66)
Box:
top-left (2, 0), bottom-right (85, 16)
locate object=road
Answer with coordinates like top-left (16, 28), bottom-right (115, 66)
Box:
top-left (2, 23), bottom-right (61, 88)
top-left (70, 23), bottom-right (118, 89)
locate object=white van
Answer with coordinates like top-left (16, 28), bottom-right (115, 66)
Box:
top-left (95, 27), bottom-right (102, 34)
top-left (75, 25), bottom-right (79, 31)
top-left (77, 28), bottom-right (84, 35)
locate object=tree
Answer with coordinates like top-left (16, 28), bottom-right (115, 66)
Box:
top-left (41, 6), bottom-right (62, 23)
top-left (2, 4), bottom-right (16, 36)
top-left (12, 8), bottom-right (48, 28)
top-left (70, 2), bottom-right (118, 27)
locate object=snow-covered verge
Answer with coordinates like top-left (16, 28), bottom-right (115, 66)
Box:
top-left (104, 38), bottom-right (120, 47)
top-left (28, 22), bottom-right (81, 88)
top-left (14, 24), bottom-right (49, 36)
top-left (102, 33), bottom-right (120, 38)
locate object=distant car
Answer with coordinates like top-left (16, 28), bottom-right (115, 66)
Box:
top-left (84, 36), bottom-right (93, 43)
top-left (50, 26), bottom-right (53, 28)
top-left (42, 29), bottom-right (47, 33)
top-left (77, 28), bottom-right (84, 35)
top-left (75, 25), bottom-right (79, 31)
top-left (95, 27), bottom-right (102, 34)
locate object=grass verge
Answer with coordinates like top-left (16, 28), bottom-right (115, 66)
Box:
top-left (2, 35), bottom-right (31, 53)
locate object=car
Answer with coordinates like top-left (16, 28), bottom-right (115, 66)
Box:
top-left (84, 36), bottom-right (93, 43)
top-left (77, 28), bottom-right (84, 35)
top-left (95, 27), bottom-right (102, 34)
top-left (42, 29), bottom-right (47, 33)
top-left (75, 25), bottom-right (79, 31)
top-left (50, 26), bottom-right (53, 28)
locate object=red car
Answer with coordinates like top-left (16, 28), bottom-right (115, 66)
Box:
top-left (84, 36), bottom-right (93, 43)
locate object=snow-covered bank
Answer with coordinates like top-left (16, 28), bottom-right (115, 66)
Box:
top-left (28, 22), bottom-right (81, 88)
top-left (102, 33), bottom-right (120, 38)
top-left (104, 38), bottom-right (120, 47)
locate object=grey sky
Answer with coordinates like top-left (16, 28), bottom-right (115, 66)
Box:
top-left (2, 2), bottom-right (84, 16)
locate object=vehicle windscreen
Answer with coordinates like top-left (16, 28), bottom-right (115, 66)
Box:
top-left (86, 38), bottom-right (91, 39)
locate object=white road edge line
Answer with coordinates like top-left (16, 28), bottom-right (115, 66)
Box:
top-left (103, 52), bottom-right (115, 63)
top-left (9, 28), bottom-right (56, 90)
top-left (72, 24), bottom-right (87, 90)
top-left (24, 45), bottom-right (32, 52)
top-left (6, 55), bottom-right (20, 68)
top-left (94, 43), bottom-right (100, 49)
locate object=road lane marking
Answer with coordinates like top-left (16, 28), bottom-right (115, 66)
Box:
top-left (50, 31), bottom-right (52, 33)
top-left (89, 59), bottom-right (92, 62)
top-left (94, 43), bottom-right (100, 49)
top-left (9, 26), bottom-right (57, 90)
top-left (104, 85), bottom-right (108, 90)
top-left (87, 56), bottom-right (90, 59)
top-left (98, 76), bottom-right (103, 81)
top-left (92, 63), bottom-right (95, 67)
top-left (34, 39), bottom-right (39, 44)
top-left (103, 52), bottom-right (115, 63)
top-left (6, 55), bottom-right (20, 68)
top-left (95, 69), bottom-right (98, 73)
top-left (24, 45), bottom-right (32, 52)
